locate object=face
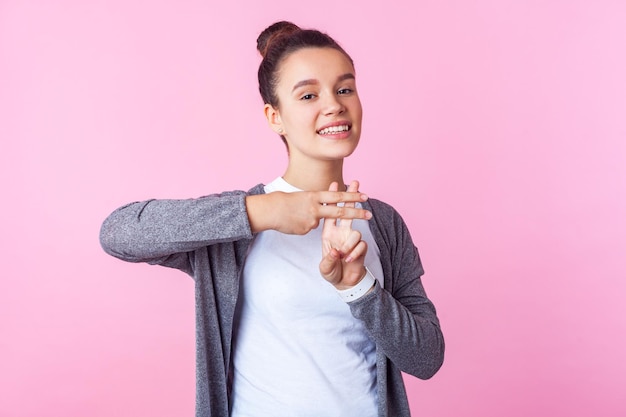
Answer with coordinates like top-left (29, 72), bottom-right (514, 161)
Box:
top-left (265, 47), bottom-right (363, 164)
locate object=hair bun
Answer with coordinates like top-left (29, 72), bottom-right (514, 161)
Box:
top-left (257, 21), bottom-right (301, 58)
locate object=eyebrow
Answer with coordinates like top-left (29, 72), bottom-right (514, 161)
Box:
top-left (291, 73), bottom-right (355, 92)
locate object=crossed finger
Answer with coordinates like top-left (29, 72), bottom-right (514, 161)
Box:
top-left (339, 180), bottom-right (360, 229)
top-left (320, 181), bottom-right (367, 223)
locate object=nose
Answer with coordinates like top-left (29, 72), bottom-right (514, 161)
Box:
top-left (322, 93), bottom-right (345, 116)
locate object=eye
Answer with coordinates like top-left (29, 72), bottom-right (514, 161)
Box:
top-left (337, 88), bottom-right (353, 95)
top-left (300, 93), bottom-right (316, 100)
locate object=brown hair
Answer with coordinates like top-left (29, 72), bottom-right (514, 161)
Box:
top-left (257, 21), bottom-right (354, 108)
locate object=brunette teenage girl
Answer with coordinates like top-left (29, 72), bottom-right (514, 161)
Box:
top-left (100, 21), bottom-right (444, 417)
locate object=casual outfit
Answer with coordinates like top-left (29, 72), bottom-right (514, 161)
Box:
top-left (100, 180), bottom-right (444, 417)
top-left (230, 178), bottom-right (381, 417)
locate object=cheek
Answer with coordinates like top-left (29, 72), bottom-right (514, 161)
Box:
top-left (351, 104), bottom-right (363, 123)
top-left (347, 96), bottom-right (362, 114)
top-left (289, 107), bottom-right (318, 128)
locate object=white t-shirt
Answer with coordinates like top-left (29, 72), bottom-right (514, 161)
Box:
top-left (230, 177), bottom-right (383, 417)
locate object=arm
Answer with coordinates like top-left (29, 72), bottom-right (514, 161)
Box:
top-left (348, 203), bottom-right (445, 380)
top-left (99, 190), bottom-right (254, 267)
top-left (100, 185), bottom-right (372, 267)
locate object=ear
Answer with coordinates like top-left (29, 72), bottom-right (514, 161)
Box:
top-left (264, 104), bottom-right (284, 135)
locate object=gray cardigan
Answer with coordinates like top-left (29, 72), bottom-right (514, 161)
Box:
top-left (100, 184), bottom-right (444, 417)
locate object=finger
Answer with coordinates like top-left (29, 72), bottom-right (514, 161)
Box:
top-left (319, 205), bottom-right (372, 220)
top-left (322, 182), bottom-right (341, 227)
top-left (340, 180), bottom-right (360, 229)
top-left (346, 180), bottom-right (359, 194)
top-left (339, 229), bottom-right (362, 254)
top-left (322, 181), bottom-right (340, 233)
top-left (344, 240), bottom-right (368, 263)
top-left (319, 191), bottom-right (368, 205)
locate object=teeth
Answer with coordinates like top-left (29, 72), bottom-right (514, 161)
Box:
top-left (318, 125), bottom-right (350, 135)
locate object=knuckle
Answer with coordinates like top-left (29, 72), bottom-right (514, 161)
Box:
top-left (304, 219), bottom-right (318, 233)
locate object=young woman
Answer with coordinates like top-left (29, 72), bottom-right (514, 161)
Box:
top-left (100, 21), bottom-right (444, 417)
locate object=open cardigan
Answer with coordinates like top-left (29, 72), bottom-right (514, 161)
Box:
top-left (100, 184), bottom-right (444, 417)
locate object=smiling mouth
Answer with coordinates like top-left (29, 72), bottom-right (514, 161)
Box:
top-left (317, 124), bottom-right (351, 135)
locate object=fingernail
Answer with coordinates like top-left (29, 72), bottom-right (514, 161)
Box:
top-left (365, 211), bottom-right (372, 219)
top-left (360, 194), bottom-right (368, 201)
top-left (345, 256), bottom-right (353, 263)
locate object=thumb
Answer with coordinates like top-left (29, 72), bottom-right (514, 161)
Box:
top-left (319, 248), bottom-right (342, 277)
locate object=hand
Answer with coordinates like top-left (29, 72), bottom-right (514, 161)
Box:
top-left (246, 186), bottom-right (371, 235)
top-left (319, 181), bottom-right (368, 289)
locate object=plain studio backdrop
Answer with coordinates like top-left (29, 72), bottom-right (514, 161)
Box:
top-left (1, 1), bottom-right (625, 416)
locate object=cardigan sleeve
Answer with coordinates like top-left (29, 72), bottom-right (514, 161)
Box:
top-left (348, 200), bottom-right (445, 380)
top-left (99, 189), bottom-right (255, 273)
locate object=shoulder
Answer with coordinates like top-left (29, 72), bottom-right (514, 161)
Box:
top-left (247, 183), bottom-right (266, 195)
top-left (366, 197), bottom-right (396, 215)
top-left (366, 197), bottom-right (406, 227)
top-left (365, 197), bottom-right (418, 251)
top-left (196, 183), bottom-right (265, 199)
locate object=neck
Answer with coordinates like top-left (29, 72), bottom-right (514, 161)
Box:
top-left (282, 159), bottom-right (346, 191)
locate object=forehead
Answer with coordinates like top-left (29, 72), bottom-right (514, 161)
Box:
top-left (277, 47), bottom-right (355, 88)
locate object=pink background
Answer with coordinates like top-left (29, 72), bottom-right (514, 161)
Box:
top-left (2, 1), bottom-right (625, 416)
